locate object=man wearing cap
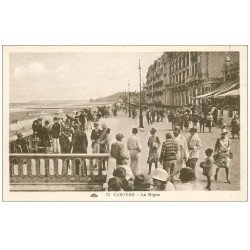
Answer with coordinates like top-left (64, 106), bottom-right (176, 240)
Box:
top-left (127, 128), bottom-right (142, 175)
top-left (51, 117), bottom-right (61, 153)
top-left (173, 126), bottom-right (189, 171)
top-left (186, 127), bottom-right (202, 176)
top-left (90, 122), bottom-right (102, 154)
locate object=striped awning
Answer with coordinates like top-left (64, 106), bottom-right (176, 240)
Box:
top-left (214, 88), bottom-right (240, 98)
top-left (193, 79), bottom-right (239, 99)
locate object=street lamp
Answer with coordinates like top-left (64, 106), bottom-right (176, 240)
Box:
top-left (138, 59), bottom-right (144, 128)
top-left (128, 80), bottom-right (131, 117)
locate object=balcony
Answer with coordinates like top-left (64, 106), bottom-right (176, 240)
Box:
top-left (9, 153), bottom-right (109, 191)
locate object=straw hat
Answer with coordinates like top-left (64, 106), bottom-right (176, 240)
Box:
top-left (151, 168), bottom-right (169, 182)
top-left (221, 129), bottom-right (229, 135)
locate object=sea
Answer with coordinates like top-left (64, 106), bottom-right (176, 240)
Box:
top-left (9, 100), bottom-right (113, 140)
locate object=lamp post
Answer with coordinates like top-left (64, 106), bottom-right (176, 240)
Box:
top-left (128, 80), bottom-right (131, 117)
top-left (138, 59), bottom-right (144, 128)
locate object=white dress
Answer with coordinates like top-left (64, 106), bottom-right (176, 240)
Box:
top-left (173, 134), bottom-right (189, 171)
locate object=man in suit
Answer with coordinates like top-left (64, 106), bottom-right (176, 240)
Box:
top-left (127, 128), bottom-right (142, 175)
top-left (186, 127), bottom-right (202, 177)
top-left (90, 122), bottom-right (102, 153)
top-left (79, 111), bottom-right (86, 131)
top-left (90, 122), bottom-right (102, 167)
top-left (51, 117), bottom-right (61, 153)
top-left (71, 124), bottom-right (88, 153)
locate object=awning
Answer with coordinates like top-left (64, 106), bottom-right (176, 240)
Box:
top-left (193, 79), bottom-right (239, 99)
top-left (214, 88), bottom-right (240, 98)
top-left (212, 83), bottom-right (238, 97)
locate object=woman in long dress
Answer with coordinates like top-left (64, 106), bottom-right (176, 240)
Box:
top-left (214, 129), bottom-right (231, 183)
top-left (147, 128), bottom-right (161, 174)
top-left (173, 126), bottom-right (189, 171)
top-left (230, 115), bottom-right (240, 139)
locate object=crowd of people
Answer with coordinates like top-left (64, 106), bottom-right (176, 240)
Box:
top-left (14, 103), bottom-right (240, 192)
top-left (106, 124), bottom-right (235, 191)
top-left (14, 105), bottom-right (119, 154)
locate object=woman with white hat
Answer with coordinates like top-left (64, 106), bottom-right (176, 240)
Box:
top-left (151, 168), bottom-right (175, 191)
top-left (214, 129), bottom-right (232, 183)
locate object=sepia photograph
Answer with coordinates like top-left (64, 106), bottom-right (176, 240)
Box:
top-left (2, 45), bottom-right (247, 201)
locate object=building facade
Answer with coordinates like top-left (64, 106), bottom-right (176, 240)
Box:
top-left (144, 51), bottom-right (239, 107)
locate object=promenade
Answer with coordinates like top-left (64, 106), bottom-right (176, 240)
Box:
top-left (95, 111), bottom-right (240, 191)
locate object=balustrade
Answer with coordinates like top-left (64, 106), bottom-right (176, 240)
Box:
top-left (9, 153), bottom-right (109, 184)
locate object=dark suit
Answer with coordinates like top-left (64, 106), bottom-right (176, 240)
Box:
top-left (111, 142), bottom-right (128, 165)
top-left (71, 130), bottom-right (88, 153)
top-left (40, 126), bottom-right (50, 148)
top-left (79, 113), bottom-right (86, 130)
top-left (51, 122), bottom-right (61, 138)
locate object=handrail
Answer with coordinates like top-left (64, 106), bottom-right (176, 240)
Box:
top-left (10, 153), bottom-right (109, 158)
top-left (9, 153), bottom-right (110, 184)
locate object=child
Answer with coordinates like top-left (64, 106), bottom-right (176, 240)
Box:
top-left (113, 167), bottom-right (133, 191)
top-left (200, 148), bottom-right (214, 190)
top-left (108, 177), bottom-right (123, 191)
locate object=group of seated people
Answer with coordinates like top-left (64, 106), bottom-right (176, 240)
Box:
top-left (107, 166), bottom-right (201, 191)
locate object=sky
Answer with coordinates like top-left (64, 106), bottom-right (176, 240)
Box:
top-left (9, 52), bottom-right (163, 102)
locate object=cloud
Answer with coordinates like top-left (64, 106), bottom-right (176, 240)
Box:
top-left (55, 64), bottom-right (72, 80)
top-left (13, 66), bottom-right (26, 79)
top-left (14, 62), bottom-right (47, 79)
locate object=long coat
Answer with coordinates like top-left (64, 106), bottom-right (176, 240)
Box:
top-left (71, 130), bottom-right (88, 153)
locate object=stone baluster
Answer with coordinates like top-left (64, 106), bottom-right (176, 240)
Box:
top-left (36, 158), bottom-right (40, 177)
top-left (54, 158), bottom-right (59, 176)
top-left (82, 158), bottom-right (87, 177)
top-left (27, 158), bottom-right (32, 176)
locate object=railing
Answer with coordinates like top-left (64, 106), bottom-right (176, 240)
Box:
top-left (9, 133), bottom-right (34, 153)
top-left (9, 153), bottom-right (110, 184)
